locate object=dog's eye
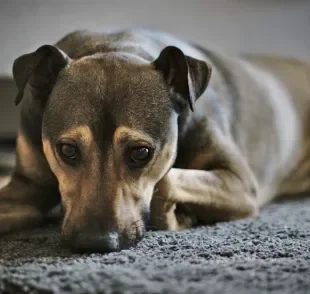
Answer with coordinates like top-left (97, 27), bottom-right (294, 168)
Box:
top-left (57, 142), bottom-right (79, 165)
top-left (61, 144), bottom-right (77, 159)
top-left (131, 147), bottom-right (149, 161)
top-left (127, 147), bottom-right (152, 168)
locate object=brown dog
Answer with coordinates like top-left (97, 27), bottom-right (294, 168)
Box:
top-left (0, 28), bottom-right (309, 253)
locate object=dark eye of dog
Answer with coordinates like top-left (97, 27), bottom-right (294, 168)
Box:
top-left (127, 147), bottom-right (152, 168)
top-left (61, 144), bottom-right (77, 159)
top-left (57, 142), bottom-right (79, 165)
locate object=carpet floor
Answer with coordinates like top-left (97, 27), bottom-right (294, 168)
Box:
top-left (1, 198), bottom-right (310, 294)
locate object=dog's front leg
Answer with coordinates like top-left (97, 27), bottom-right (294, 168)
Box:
top-left (0, 178), bottom-right (59, 235)
top-left (151, 154), bottom-right (259, 231)
top-left (0, 133), bottom-right (60, 236)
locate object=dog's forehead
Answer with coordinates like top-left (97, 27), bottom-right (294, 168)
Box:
top-left (45, 53), bottom-right (173, 142)
top-left (58, 53), bottom-right (170, 107)
top-left (67, 53), bottom-right (156, 89)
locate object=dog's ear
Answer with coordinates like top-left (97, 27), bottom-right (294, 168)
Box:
top-left (153, 46), bottom-right (212, 112)
top-left (13, 45), bottom-right (70, 106)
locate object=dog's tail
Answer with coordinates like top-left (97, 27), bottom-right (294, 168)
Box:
top-left (0, 76), bottom-right (18, 187)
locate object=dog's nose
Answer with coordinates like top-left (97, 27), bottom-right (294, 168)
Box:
top-left (62, 231), bottom-right (122, 253)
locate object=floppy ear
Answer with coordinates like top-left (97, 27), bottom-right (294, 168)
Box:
top-left (13, 45), bottom-right (70, 106)
top-left (153, 46), bottom-right (212, 112)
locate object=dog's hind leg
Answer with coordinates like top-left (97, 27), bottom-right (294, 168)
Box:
top-left (275, 141), bottom-right (310, 201)
top-left (0, 131), bottom-right (60, 236)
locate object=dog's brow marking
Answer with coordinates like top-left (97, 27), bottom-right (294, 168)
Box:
top-left (59, 126), bottom-right (93, 148)
top-left (114, 126), bottom-right (154, 145)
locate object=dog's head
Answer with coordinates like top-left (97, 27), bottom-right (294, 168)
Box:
top-left (13, 43), bottom-right (211, 252)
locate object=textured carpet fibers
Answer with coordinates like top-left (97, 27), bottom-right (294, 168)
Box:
top-left (1, 199), bottom-right (310, 294)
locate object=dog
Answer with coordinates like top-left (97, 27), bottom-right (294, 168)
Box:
top-left (0, 28), bottom-right (309, 253)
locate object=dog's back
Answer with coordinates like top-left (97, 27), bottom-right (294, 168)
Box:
top-left (224, 54), bottom-right (309, 204)
top-left (244, 56), bottom-right (310, 199)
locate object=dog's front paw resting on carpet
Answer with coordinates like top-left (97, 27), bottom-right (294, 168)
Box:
top-left (0, 201), bottom-right (43, 236)
top-left (0, 176), bottom-right (58, 236)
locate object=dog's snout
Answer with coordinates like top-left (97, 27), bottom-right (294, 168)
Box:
top-left (62, 231), bottom-right (122, 253)
top-left (61, 206), bottom-right (148, 253)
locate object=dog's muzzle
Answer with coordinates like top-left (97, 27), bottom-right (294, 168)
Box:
top-left (61, 231), bottom-right (121, 253)
top-left (61, 229), bottom-right (146, 253)
top-left (60, 204), bottom-right (150, 253)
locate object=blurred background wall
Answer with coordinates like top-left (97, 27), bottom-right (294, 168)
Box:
top-left (0, 0), bottom-right (309, 137)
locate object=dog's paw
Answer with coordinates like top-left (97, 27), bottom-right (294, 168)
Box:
top-left (150, 191), bottom-right (177, 231)
top-left (150, 174), bottom-right (185, 231)
top-left (150, 193), bottom-right (198, 231)
top-left (0, 203), bottom-right (43, 236)
top-left (175, 203), bottom-right (198, 230)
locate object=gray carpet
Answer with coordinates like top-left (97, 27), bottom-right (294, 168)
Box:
top-left (1, 199), bottom-right (310, 294)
